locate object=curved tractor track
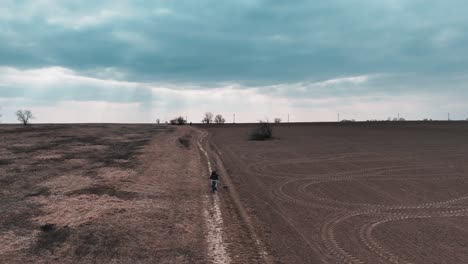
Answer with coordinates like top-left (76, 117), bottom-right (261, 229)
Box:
top-left (205, 123), bottom-right (468, 264)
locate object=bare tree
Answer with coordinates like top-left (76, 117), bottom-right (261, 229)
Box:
top-left (156, 118), bottom-right (160, 124)
top-left (214, 114), bottom-right (225, 124)
top-left (202, 112), bottom-right (214, 124)
top-left (16, 110), bottom-right (34, 126)
top-left (274, 118), bottom-right (281, 123)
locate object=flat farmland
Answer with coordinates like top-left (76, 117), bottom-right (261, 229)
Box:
top-left (206, 122), bottom-right (468, 264)
top-left (0, 124), bottom-right (211, 263)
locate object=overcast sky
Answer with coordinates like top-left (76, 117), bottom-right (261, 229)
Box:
top-left (1, 0), bottom-right (467, 123)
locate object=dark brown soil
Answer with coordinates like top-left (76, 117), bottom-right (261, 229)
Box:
top-left (206, 122), bottom-right (468, 264)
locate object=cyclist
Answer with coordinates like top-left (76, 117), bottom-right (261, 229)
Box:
top-left (210, 170), bottom-right (219, 193)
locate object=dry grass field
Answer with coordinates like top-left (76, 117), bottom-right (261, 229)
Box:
top-left (0, 124), bottom-right (212, 264)
top-left (206, 122), bottom-right (468, 263)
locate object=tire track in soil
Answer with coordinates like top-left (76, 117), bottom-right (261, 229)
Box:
top-left (209, 140), bottom-right (329, 263)
top-left (360, 209), bottom-right (468, 264)
top-left (249, 156), bottom-right (468, 263)
top-left (321, 206), bottom-right (468, 263)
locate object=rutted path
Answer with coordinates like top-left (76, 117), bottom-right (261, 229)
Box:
top-left (198, 139), bottom-right (232, 264)
top-left (197, 129), bottom-right (274, 264)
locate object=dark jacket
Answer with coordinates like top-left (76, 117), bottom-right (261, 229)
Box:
top-left (210, 171), bottom-right (219, 180)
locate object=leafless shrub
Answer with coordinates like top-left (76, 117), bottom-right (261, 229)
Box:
top-left (250, 120), bottom-right (273, 140)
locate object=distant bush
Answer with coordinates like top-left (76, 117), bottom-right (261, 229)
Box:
top-left (214, 114), bottom-right (225, 124)
top-left (170, 116), bottom-right (186, 125)
top-left (274, 118), bottom-right (281, 123)
top-left (250, 120), bottom-right (273, 140)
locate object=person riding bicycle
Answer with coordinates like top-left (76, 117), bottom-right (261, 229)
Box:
top-left (210, 170), bottom-right (219, 193)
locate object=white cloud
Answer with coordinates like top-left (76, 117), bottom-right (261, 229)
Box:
top-left (0, 66), bottom-right (293, 122)
top-left (1, 67), bottom-right (467, 123)
top-left (0, 66), bottom-right (139, 89)
top-left (316, 75), bottom-right (369, 86)
top-left (33, 100), bottom-right (148, 123)
top-left (246, 75), bottom-right (372, 97)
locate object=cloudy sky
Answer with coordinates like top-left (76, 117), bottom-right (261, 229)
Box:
top-left (1, 0), bottom-right (467, 123)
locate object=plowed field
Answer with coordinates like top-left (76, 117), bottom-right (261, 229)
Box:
top-left (206, 122), bottom-right (468, 264)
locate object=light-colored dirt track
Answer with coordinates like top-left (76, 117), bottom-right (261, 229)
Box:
top-left (206, 123), bottom-right (468, 264)
top-left (197, 137), bottom-right (231, 264)
top-left (198, 130), bottom-right (274, 264)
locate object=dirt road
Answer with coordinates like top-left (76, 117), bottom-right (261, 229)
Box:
top-left (198, 129), bottom-right (274, 264)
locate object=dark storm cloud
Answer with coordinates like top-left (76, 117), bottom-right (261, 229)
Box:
top-left (1, 0), bottom-right (467, 84)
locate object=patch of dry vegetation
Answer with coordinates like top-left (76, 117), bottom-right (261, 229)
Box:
top-left (0, 124), bottom-right (168, 263)
top-left (178, 133), bottom-right (192, 148)
top-left (250, 121), bottom-right (274, 140)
